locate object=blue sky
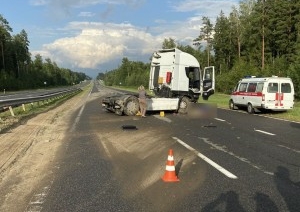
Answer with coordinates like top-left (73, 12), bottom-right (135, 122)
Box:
top-left (1, 0), bottom-right (239, 78)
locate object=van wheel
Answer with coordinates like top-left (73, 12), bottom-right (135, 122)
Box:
top-left (229, 100), bottom-right (236, 110)
top-left (247, 103), bottom-right (254, 114)
top-left (178, 96), bottom-right (190, 114)
top-left (124, 96), bottom-right (139, 116)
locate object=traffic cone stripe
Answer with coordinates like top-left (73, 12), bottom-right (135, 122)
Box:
top-left (165, 165), bottom-right (175, 171)
top-left (162, 149), bottom-right (179, 182)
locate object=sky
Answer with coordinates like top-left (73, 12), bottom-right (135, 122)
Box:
top-left (1, 0), bottom-right (239, 78)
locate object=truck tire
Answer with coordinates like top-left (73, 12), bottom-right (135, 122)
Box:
top-left (115, 109), bottom-right (123, 116)
top-left (124, 96), bottom-right (140, 116)
top-left (247, 103), bottom-right (254, 114)
top-left (178, 96), bottom-right (190, 114)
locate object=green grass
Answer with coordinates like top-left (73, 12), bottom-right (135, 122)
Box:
top-left (199, 92), bottom-right (300, 122)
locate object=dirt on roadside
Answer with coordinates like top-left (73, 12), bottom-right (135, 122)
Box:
top-left (0, 89), bottom-right (92, 212)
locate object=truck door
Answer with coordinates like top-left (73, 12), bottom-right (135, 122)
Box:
top-left (202, 66), bottom-right (215, 100)
top-left (149, 65), bottom-right (160, 91)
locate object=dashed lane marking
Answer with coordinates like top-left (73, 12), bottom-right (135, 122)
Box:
top-left (214, 118), bottom-right (226, 122)
top-left (172, 137), bottom-right (238, 179)
top-left (254, 129), bottom-right (276, 136)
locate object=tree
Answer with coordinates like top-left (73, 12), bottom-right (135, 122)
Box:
top-left (193, 17), bottom-right (214, 66)
top-left (0, 14), bottom-right (12, 72)
top-left (12, 29), bottom-right (30, 78)
top-left (162, 38), bottom-right (176, 49)
top-left (214, 11), bottom-right (232, 72)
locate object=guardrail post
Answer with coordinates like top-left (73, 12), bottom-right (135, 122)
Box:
top-left (22, 104), bottom-right (26, 111)
top-left (9, 106), bottom-right (15, 117)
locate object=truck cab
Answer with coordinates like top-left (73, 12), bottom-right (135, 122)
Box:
top-left (102, 48), bottom-right (215, 116)
top-left (149, 48), bottom-right (215, 101)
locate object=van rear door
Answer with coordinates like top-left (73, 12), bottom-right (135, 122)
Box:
top-left (265, 79), bottom-right (294, 110)
top-left (278, 79), bottom-right (294, 109)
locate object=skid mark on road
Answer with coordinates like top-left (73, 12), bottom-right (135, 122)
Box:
top-left (199, 137), bottom-right (274, 176)
top-left (173, 137), bottom-right (238, 179)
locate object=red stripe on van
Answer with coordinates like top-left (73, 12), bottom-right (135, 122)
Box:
top-left (232, 92), bottom-right (263, 97)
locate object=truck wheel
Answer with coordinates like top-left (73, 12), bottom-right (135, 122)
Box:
top-left (247, 103), bottom-right (254, 114)
top-left (124, 96), bottom-right (139, 116)
top-left (178, 96), bottom-right (190, 114)
top-left (229, 100), bottom-right (236, 110)
top-left (115, 109), bottom-right (123, 116)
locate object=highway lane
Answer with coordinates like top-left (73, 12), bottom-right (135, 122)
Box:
top-left (168, 108), bottom-right (300, 211)
top-left (31, 83), bottom-right (299, 212)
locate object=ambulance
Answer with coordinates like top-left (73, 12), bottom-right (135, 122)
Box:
top-left (229, 76), bottom-right (294, 113)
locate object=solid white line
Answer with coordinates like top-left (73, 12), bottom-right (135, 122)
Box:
top-left (70, 105), bottom-right (85, 132)
top-left (172, 137), bottom-right (238, 179)
top-left (214, 118), bottom-right (226, 122)
top-left (254, 129), bottom-right (275, 136)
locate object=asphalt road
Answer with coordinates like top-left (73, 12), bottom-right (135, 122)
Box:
top-left (30, 83), bottom-right (300, 211)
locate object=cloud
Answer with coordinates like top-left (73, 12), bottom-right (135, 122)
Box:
top-left (30, 0), bottom-right (146, 9)
top-left (29, 0), bottom-right (238, 74)
top-left (31, 17), bottom-right (206, 72)
top-left (29, 0), bottom-right (48, 6)
top-left (78, 12), bottom-right (96, 17)
top-left (172, 0), bottom-right (238, 18)
top-left (32, 22), bottom-right (161, 70)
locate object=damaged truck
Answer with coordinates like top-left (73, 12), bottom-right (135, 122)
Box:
top-left (102, 48), bottom-right (215, 116)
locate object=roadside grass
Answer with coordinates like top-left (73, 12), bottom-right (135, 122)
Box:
top-left (199, 93), bottom-right (300, 122)
top-left (112, 86), bottom-right (300, 122)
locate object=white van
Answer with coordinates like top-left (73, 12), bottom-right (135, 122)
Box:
top-left (229, 76), bottom-right (294, 113)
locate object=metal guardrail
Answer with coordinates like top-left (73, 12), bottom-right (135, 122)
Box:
top-left (0, 87), bottom-right (82, 108)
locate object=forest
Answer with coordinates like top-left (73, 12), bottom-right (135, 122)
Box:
top-left (99, 0), bottom-right (300, 98)
top-left (0, 15), bottom-right (89, 91)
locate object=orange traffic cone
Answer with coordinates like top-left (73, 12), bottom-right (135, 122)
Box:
top-left (162, 149), bottom-right (179, 182)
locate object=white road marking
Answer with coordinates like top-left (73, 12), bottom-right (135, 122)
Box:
top-left (277, 144), bottom-right (300, 154)
top-left (153, 115), bottom-right (172, 123)
top-left (199, 137), bottom-right (274, 176)
top-left (254, 129), bottom-right (275, 136)
top-left (25, 182), bottom-right (53, 212)
top-left (70, 105), bottom-right (85, 132)
top-left (214, 118), bottom-right (226, 122)
top-left (172, 137), bottom-right (238, 179)
top-left (101, 139), bottom-right (112, 158)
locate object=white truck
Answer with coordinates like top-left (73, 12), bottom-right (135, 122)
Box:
top-left (102, 48), bottom-right (215, 116)
top-left (229, 76), bottom-right (294, 113)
